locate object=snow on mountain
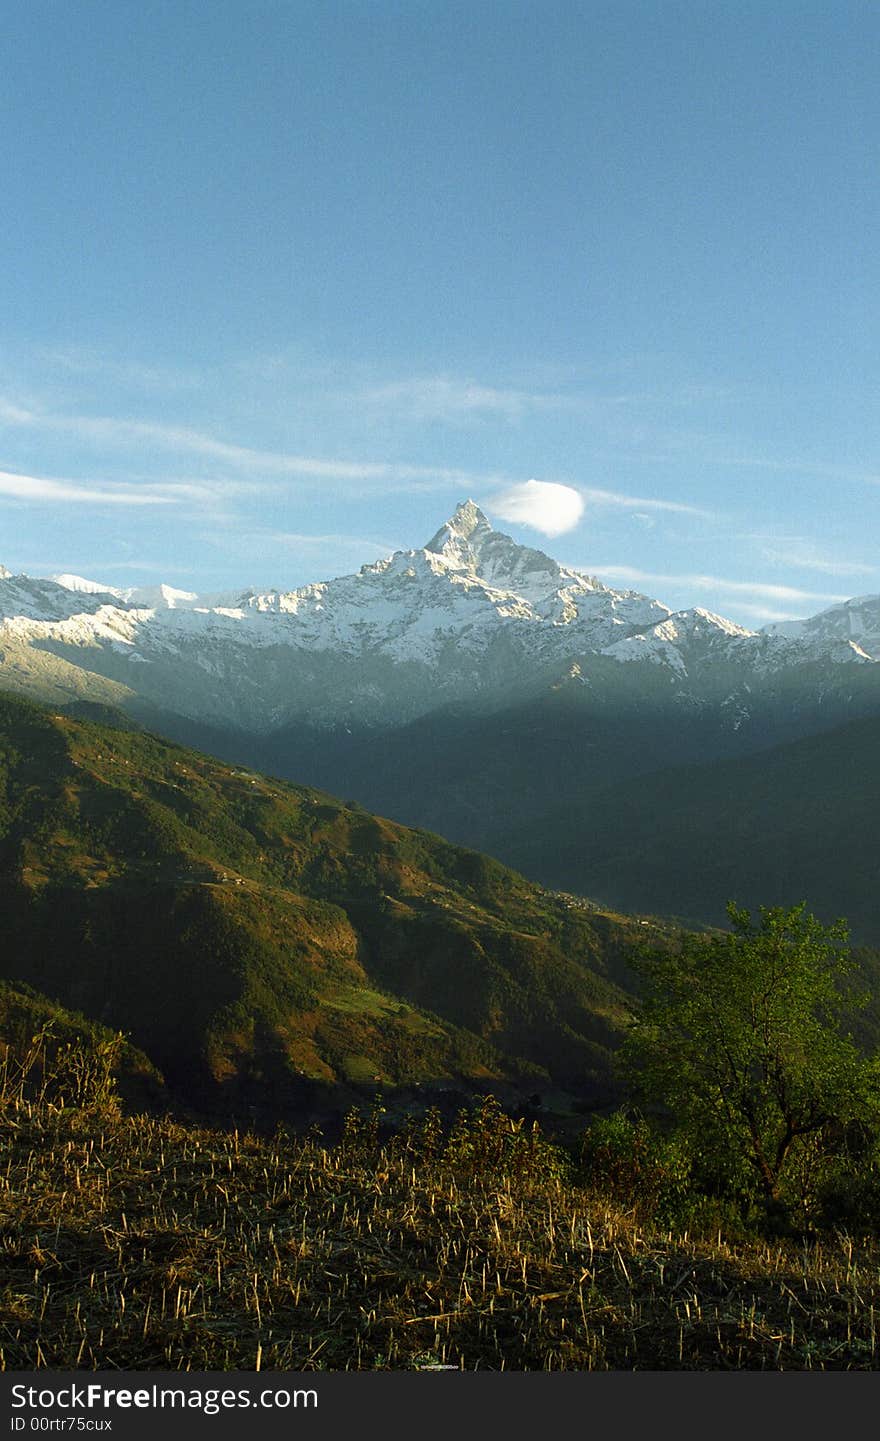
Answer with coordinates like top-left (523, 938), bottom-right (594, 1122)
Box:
top-left (603, 607), bottom-right (755, 673)
top-left (762, 594), bottom-right (880, 663)
top-left (0, 502), bottom-right (877, 731)
top-left (50, 573), bottom-right (122, 597)
top-left (424, 497), bottom-right (583, 604)
top-left (118, 583), bottom-right (201, 610)
top-left (0, 500), bottom-right (679, 665)
top-left (0, 571), bottom-right (125, 623)
top-left (49, 574), bottom-right (200, 610)
top-left (218, 500), bottom-right (671, 660)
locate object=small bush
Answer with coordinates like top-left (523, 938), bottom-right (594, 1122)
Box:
top-left (443, 1095), bottom-right (570, 1186)
top-left (579, 1111), bottom-right (693, 1227)
top-left (392, 1105), bottom-right (445, 1163)
top-left (338, 1095), bottom-right (388, 1158)
top-left (0, 1024), bottom-right (124, 1117)
top-left (48, 1033), bottom-right (125, 1115)
top-left (812, 1124), bottom-right (880, 1233)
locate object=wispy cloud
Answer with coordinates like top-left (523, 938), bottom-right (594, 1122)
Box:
top-left (198, 526), bottom-right (396, 582)
top-left (582, 486), bottom-right (716, 519)
top-left (746, 534), bottom-right (877, 578)
top-left (592, 564), bottom-right (847, 607)
top-left (0, 468), bottom-right (177, 506)
top-left (0, 393), bottom-right (729, 521)
top-left (731, 602), bottom-right (812, 624)
top-left (0, 398), bottom-right (497, 489)
top-left (359, 376), bottom-right (575, 422)
top-left (0, 400), bottom-right (39, 425)
top-left (629, 437), bottom-right (880, 488)
top-left (231, 528), bottom-right (396, 556)
top-left (356, 373), bottom-right (744, 425)
top-left (91, 559), bottom-right (198, 575)
top-left (35, 346), bottom-right (205, 393)
top-left (710, 454), bottom-right (880, 485)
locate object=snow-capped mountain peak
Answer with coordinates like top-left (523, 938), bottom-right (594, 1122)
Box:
top-left (424, 499), bottom-right (595, 604)
top-left (119, 583), bottom-right (200, 610)
top-left (50, 573), bottom-right (121, 597)
top-left (425, 499), bottom-right (496, 568)
top-left (46, 573), bottom-right (202, 611)
top-left (600, 605), bottom-right (755, 674)
top-left (762, 592), bottom-right (880, 662)
top-left (679, 606), bottom-right (754, 638)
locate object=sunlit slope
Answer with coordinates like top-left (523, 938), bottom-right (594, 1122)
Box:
top-left (0, 692), bottom-right (638, 1114)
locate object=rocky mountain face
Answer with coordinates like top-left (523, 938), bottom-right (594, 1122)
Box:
top-left (765, 596), bottom-right (880, 663)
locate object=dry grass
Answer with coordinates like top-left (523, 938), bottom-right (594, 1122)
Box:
top-left (2, 1098), bottom-right (880, 1371)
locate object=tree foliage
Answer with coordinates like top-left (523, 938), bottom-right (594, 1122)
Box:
top-left (622, 903), bottom-right (880, 1213)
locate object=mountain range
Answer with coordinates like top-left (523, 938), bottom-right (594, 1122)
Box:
top-left (3, 501), bottom-right (879, 939)
top-left (3, 500), bottom-right (879, 731)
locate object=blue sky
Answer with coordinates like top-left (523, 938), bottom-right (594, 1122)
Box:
top-left (1, 0), bottom-right (878, 624)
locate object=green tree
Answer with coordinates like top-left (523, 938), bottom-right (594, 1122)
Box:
top-left (622, 902), bottom-right (879, 1213)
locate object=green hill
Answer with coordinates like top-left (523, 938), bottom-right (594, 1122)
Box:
top-left (0, 691), bottom-right (641, 1124)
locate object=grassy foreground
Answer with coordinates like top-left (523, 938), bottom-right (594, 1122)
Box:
top-left (2, 1096), bottom-right (880, 1371)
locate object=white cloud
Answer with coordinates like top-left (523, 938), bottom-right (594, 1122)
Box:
top-left (593, 564), bottom-right (847, 606)
top-left (730, 602), bottom-right (811, 624)
top-left (225, 528), bottom-right (395, 557)
top-left (0, 468), bottom-right (177, 506)
top-left (749, 535), bottom-right (877, 577)
top-left (359, 376), bottom-right (572, 422)
top-left (581, 486), bottom-right (715, 518)
top-left (487, 480), bottom-right (585, 537)
top-left (0, 398), bottom-right (498, 490)
top-left (485, 479), bottom-right (709, 538)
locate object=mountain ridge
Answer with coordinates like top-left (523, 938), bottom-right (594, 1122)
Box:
top-left (0, 688), bottom-right (647, 1121)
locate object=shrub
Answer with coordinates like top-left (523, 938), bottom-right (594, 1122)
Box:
top-left (579, 1111), bottom-right (694, 1228)
top-left (443, 1095), bottom-right (570, 1187)
top-left (0, 1023), bottom-right (124, 1117)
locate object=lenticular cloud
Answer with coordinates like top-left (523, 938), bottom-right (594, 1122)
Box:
top-left (487, 479), bottom-right (584, 537)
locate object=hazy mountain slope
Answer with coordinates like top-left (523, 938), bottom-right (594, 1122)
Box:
top-left (506, 713), bottom-right (880, 944)
top-left (0, 691), bottom-right (642, 1119)
top-left (252, 681), bottom-right (729, 852)
top-left (238, 649), bottom-right (880, 885)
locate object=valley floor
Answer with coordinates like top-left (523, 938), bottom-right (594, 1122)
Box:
top-left (2, 1101), bottom-right (878, 1371)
